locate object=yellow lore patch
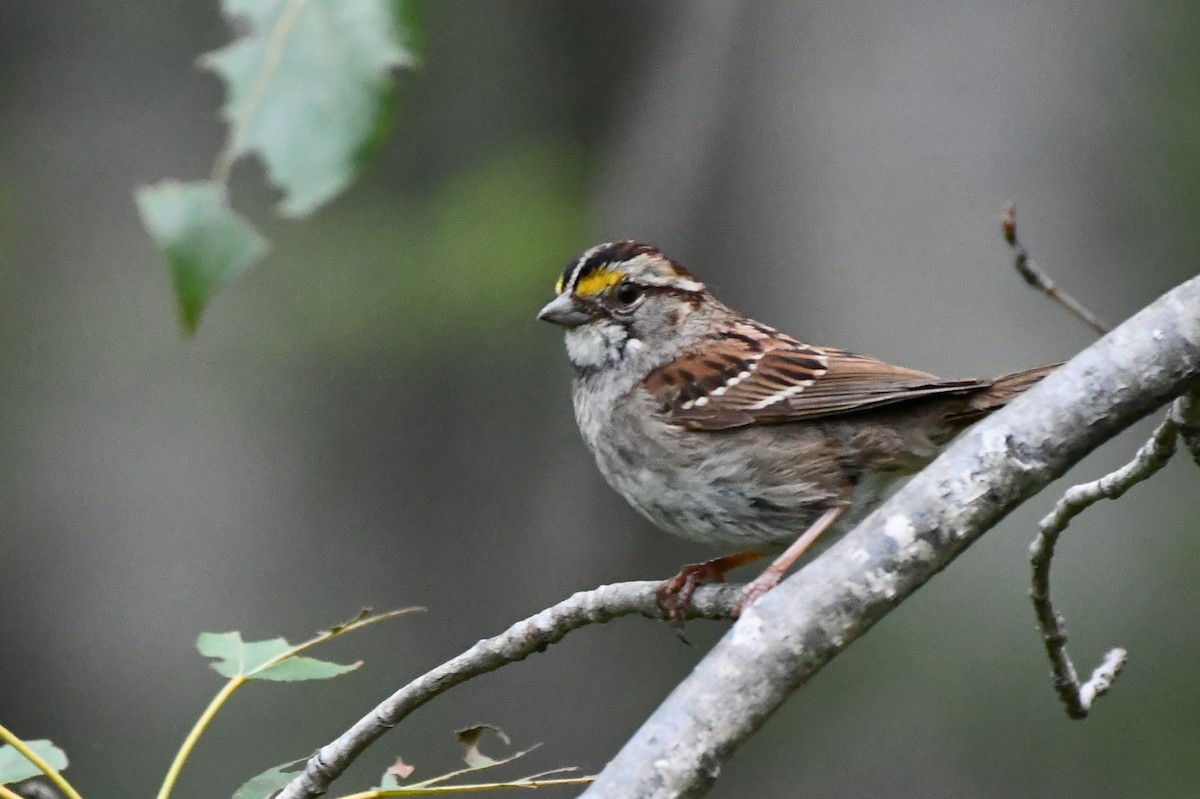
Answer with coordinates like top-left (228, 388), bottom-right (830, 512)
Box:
top-left (573, 268), bottom-right (624, 298)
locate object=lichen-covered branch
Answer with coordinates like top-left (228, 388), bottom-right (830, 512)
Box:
top-left (578, 275), bottom-right (1200, 799)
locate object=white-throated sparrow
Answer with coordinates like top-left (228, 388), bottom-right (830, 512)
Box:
top-left (538, 241), bottom-right (1056, 624)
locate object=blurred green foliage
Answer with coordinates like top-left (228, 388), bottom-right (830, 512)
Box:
top-left (274, 143), bottom-right (587, 358)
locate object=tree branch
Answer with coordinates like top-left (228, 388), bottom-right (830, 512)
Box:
top-left (578, 275), bottom-right (1200, 799)
top-left (276, 582), bottom-right (740, 799)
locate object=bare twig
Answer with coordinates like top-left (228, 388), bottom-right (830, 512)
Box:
top-left (1002, 204), bottom-right (1110, 334)
top-left (1029, 409), bottom-right (1179, 718)
top-left (276, 582), bottom-right (739, 799)
top-left (1002, 211), bottom-right (1195, 717)
top-left (1006, 205), bottom-right (1199, 717)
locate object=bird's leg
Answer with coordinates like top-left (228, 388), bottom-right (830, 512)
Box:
top-left (734, 505), bottom-right (846, 616)
top-left (657, 549), bottom-right (765, 634)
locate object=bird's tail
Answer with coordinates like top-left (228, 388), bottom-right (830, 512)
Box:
top-left (951, 362), bottom-right (1062, 423)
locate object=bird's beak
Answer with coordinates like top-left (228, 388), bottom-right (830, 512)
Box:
top-left (537, 293), bottom-right (591, 327)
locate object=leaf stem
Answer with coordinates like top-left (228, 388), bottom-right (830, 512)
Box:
top-left (155, 677), bottom-right (244, 799)
top-left (157, 609), bottom-right (418, 799)
top-left (0, 724), bottom-right (84, 799)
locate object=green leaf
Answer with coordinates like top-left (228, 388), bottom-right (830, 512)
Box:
top-left (136, 180), bottom-right (269, 334)
top-left (253, 656), bottom-right (361, 681)
top-left (197, 631), bottom-right (361, 681)
top-left (202, 0), bottom-right (418, 217)
top-left (232, 758), bottom-right (306, 799)
top-left (0, 740), bottom-right (68, 785)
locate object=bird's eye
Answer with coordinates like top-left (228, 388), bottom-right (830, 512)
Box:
top-left (614, 281), bottom-right (643, 306)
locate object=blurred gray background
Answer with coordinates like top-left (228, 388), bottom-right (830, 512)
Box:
top-left (2, 2), bottom-right (1198, 798)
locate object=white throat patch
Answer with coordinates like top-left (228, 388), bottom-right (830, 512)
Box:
top-left (564, 322), bottom-right (628, 369)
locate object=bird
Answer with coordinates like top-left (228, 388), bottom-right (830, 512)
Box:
top-left (538, 241), bottom-right (1056, 626)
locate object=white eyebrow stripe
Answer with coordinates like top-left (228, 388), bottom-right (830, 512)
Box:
top-left (620, 253), bottom-right (704, 292)
top-left (638, 275), bottom-right (705, 292)
top-left (565, 242), bottom-right (609, 293)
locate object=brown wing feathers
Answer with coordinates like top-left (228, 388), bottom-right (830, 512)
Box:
top-left (642, 321), bottom-right (1046, 432)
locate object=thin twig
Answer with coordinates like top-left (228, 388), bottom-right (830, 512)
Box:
top-left (1029, 406), bottom-right (1180, 718)
top-left (1002, 204), bottom-right (1110, 334)
top-left (1004, 208), bottom-right (1181, 718)
top-left (276, 582), bottom-right (739, 799)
